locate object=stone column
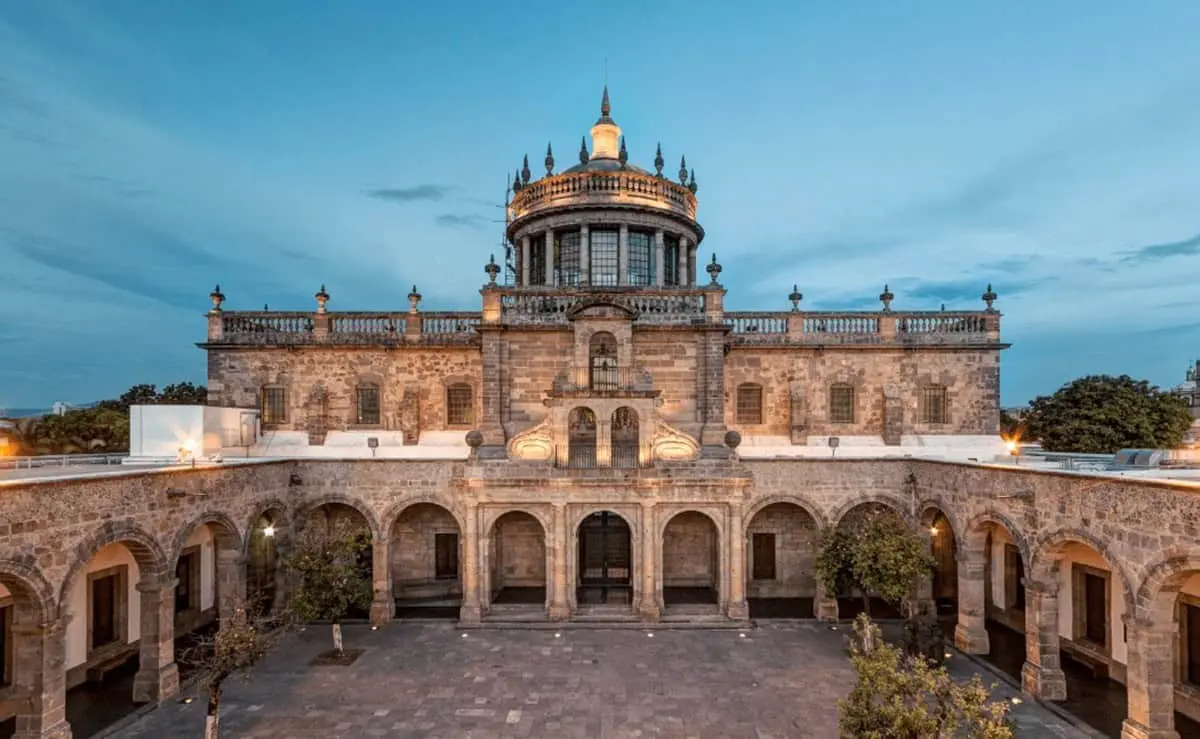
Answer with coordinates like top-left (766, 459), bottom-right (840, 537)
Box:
top-left (520, 235), bottom-right (531, 287)
top-left (654, 230), bottom-right (665, 287)
top-left (687, 244), bottom-right (697, 286)
top-left (596, 419), bottom-right (612, 467)
top-left (954, 549), bottom-right (990, 654)
top-left (132, 577), bottom-right (180, 703)
top-left (549, 503), bottom-right (570, 621)
top-left (1121, 617), bottom-right (1181, 739)
top-left (617, 224), bottom-right (629, 286)
top-left (678, 236), bottom-right (689, 287)
top-left (460, 503), bottom-right (482, 623)
top-left (727, 505), bottom-right (749, 620)
top-left (639, 502), bottom-right (660, 621)
top-left (369, 536), bottom-right (392, 626)
top-left (579, 224), bottom-right (590, 286)
top-left (545, 229), bottom-right (555, 286)
top-left (215, 549), bottom-right (246, 622)
top-left (815, 579), bottom-right (839, 621)
top-left (1021, 582), bottom-right (1066, 700)
top-left (10, 614), bottom-right (70, 739)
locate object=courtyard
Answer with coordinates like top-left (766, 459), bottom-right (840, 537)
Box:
top-left (114, 622), bottom-right (1087, 738)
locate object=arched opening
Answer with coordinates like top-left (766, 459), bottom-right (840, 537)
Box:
top-left (611, 407), bottom-right (639, 469)
top-left (662, 511), bottom-right (719, 610)
top-left (924, 509), bottom-right (958, 619)
top-left (390, 503), bottom-right (462, 619)
top-left (962, 518), bottom-right (1028, 685)
top-left (246, 509), bottom-right (286, 615)
top-left (588, 332), bottom-right (618, 390)
top-left (833, 502), bottom-right (906, 619)
top-left (0, 566), bottom-right (65, 738)
top-left (488, 512), bottom-right (547, 609)
top-left (1139, 564), bottom-right (1200, 735)
top-left (567, 407), bottom-right (597, 468)
top-left (745, 502), bottom-right (819, 619)
top-left (577, 511), bottom-right (632, 608)
top-left (303, 503), bottom-right (373, 620)
top-left (171, 517), bottom-right (243, 672)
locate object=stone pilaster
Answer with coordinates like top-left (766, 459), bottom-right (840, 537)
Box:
top-left (545, 228), bottom-right (555, 286)
top-left (520, 235), bottom-right (531, 286)
top-left (726, 504), bottom-right (749, 620)
top-left (1021, 582), bottom-right (1066, 701)
top-left (477, 328), bottom-right (506, 448)
top-left (132, 577), bottom-right (180, 704)
top-left (579, 224), bottom-right (590, 286)
top-left (369, 536), bottom-right (393, 626)
top-left (1121, 617), bottom-right (1181, 739)
top-left (653, 230), bottom-right (665, 286)
top-left (699, 324), bottom-right (728, 449)
top-left (617, 224), bottom-right (629, 286)
top-left (10, 614), bottom-right (70, 739)
top-left (788, 382), bottom-right (807, 444)
top-left (639, 501), bottom-right (660, 621)
top-left (815, 579), bottom-right (839, 621)
top-left (953, 551), bottom-right (990, 654)
top-left (882, 384), bottom-right (903, 446)
top-left (459, 503), bottom-right (482, 624)
top-left (549, 503), bottom-right (570, 621)
top-left (678, 236), bottom-right (689, 286)
top-left (215, 549), bottom-right (246, 622)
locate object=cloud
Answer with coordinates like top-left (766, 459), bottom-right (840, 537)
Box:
top-left (366, 185), bottom-right (452, 203)
top-left (434, 213), bottom-right (488, 228)
top-left (1120, 232), bottom-right (1200, 262)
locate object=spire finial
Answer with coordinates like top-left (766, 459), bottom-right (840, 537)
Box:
top-left (679, 155), bottom-right (688, 184)
top-left (654, 143), bottom-right (664, 177)
top-left (544, 141), bottom-right (554, 175)
top-left (618, 136), bottom-right (628, 167)
top-left (512, 169), bottom-right (522, 193)
top-left (688, 168), bottom-right (697, 194)
top-left (579, 136), bottom-right (588, 165)
top-left (601, 85), bottom-right (611, 117)
top-left (981, 283), bottom-right (998, 312)
top-left (521, 154), bottom-right (531, 185)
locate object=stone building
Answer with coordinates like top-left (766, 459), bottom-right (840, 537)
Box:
top-left (1, 92), bottom-right (1198, 739)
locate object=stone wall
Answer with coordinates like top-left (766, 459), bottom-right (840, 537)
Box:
top-left (662, 511), bottom-right (718, 588)
top-left (490, 513), bottom-right (546, 589)
top-left (391, 503), bottom-right (461, 597)
top-left (745, 502), bottom-right (819, 599)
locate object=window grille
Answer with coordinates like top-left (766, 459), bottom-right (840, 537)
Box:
top-left (920, 385), bottom-right (948, 424)
top-left (261, 386), bottom-right (287, 425)
top-left (736, 384), bottom-right (763, 425)
top-left (356, 385), bottom-right (381, 425)
top-left (829, 384), bottom-right (855, 424)
top-left (589, 229), bottom-right (619, 286)
top-left (664, 235), bottom-right (680, 285)
top-left (529, 234), bottom-right (547, 285)
top-left (446, 384), bottom-right (473, 426)
top-left (556, 231), bottom-right (581, 286)
top-left (627, 231), bottom-right (653, 285)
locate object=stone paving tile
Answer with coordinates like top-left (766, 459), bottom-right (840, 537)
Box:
top-left (115, 622), bottom-right (1086, 738)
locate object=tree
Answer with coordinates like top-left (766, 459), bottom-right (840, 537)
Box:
top-left (180, 601), bottom-right (281, 739)
top-left (119, 383), bottom-right (160, 409)
top-left (159, 381), bottom-right (208, 405)
top-left (840, 615), bottom-right (1014, 738)
top-left (285, 520), bottom-right (372, 655)
top-left (1023, 374), bottom-right (1193, 453)
top-left (998, 410), bottom-right (1021, 439)
top-left (816, 511), bottom-right (935, 619)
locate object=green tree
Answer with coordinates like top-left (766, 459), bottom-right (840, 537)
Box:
top-left (1024, 374), bottom-right (1192, 453)
top-left (840, 615), bottom-right (1014, 739)
top-left (816, 511), bottom-right (935, 619)
top-left (998, 410), bottom-right (1021, 438)
top-left (119, 383), bottom-right (160, 409)
top-left (159, 381), bottom-right (208, 405)
top-left (285, 520), bottom-right (372, 655)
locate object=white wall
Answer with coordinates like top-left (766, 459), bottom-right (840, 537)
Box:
top-left (988, 526), bottom-right (1015, 609)
top-left (1056, 544), bottom-right (1128, 665)
top-left (129, 405), bottom-right (205, 458)
top-left (66, 544), bottom-right (141, 669)
top-left (183, 525), bottom-right (216, 611)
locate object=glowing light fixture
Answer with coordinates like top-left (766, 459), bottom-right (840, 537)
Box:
top-left (929, 525), bottom-right (939, 536)
top-left (262, 524), bottom-right (276, 538)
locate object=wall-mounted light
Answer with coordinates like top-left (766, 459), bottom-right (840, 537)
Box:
top-left (929, 525), bottom-right (939, 536)
top-left (263, 524), bottom-right (276, 538)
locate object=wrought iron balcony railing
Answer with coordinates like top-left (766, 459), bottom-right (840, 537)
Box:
top-left (550, 366), bottom-right (656, 396)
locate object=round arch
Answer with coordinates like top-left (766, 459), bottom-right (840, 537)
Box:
top-left (482, 506), bottom-right (551, 537)
top-left (659, 509), bottom-right (725, 609)
top-left (1028, 528), bottom-right (1137, 618)
top-left (298, 494), bottom-right (382, 541)
top-left (743, 495), bottom-right (828, 537)
top-left (1135, 550), bottom-right (1200, 626)
top-left (828, 495), bottom-right (911, 532)
top-left (58, 520), bottom-right (169, 612)
top-left (962, 511), bottom-right (1033, 570)
top-left (0, 557), bottom-right (56, 623)
top-left (241, 499), bottom-right (292, 558)
top-left (484, 509), bottom-right (551, 610)
top-left (573, 509), bottom-right (637, 608)
top-left (380, 495), bottom-right (466, 539)
top-left (917, 500), bottom-right (965, 544)
top-left (168, 511), bottom-right (243, 566)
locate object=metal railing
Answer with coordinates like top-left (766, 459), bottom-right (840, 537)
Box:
top-left (552, 445), bottom-right (648, 470)
top-left (551, 366), bottom-right (655, 395)
top-left (0, 453), bottom-right (128, 471)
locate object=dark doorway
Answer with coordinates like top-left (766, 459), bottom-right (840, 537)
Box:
top-left (577, 512), bottom-right (632, 605)
top-left (91, 574), bottom-right (119, 649)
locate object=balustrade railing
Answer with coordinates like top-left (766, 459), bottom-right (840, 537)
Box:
top-left (724, 311), bottom-right (998, 346)
top-left (510, 170), bottom-right (697, 221)
top-left (212, 311), bottom-right (480, 346)
top-left (500, 288), bottom-right (706, 326)
top-left (551, 366), bottom-right (655, 395)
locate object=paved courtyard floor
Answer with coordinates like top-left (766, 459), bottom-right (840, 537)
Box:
top-left (116, 622), bottom-right (1088, 738)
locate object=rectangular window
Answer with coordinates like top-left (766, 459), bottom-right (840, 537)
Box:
top-left (1081, 570), bottom-right (1108, 647)
top-left (829, 385), bottom-right (855, 424)
top-left (921, 385), bottom-right (948, 425)
top-left (435, 533), bottom-right (459, 580)
top-left (446, 384), bottom-right (473, 427)
top-left (0, 603), bottom-right (11, 687)
top-left (261, 386), bottom-right (287, 425)
top-left (737, 384), bottom-right (763, 425)
top-left (555, 231), bottom-right (581, 286)
top-left (589, 229), bottom-right (619, 286)
top-left (664, 235), bottom-right (680, 286)
top-left (627, 231), bottom-right (653, 286)
top-left (1004, 544), bottom-right (1024, 611)
top-left (175, 548), bottom-right (201, 613)
top-left (1185, 601), bottom-right (1200, 685)
top-left (752, 533), bottom-right (776, 580)
top-left (356, 385), bottom-right (381, 425)
top-left (90, 573), bottom-right (119, 650)
top-left (529, 234), bottom-right (547, 285)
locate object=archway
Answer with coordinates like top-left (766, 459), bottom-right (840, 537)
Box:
top-left (577, 511), bottom-right (632, 607)
top-left (171, 515), bottom-right (243, 640)
top-left (0, 561), bottom-right (66, 738)
top-left (833, 501), bottom-right (906, 619)
top-left (303, 503), bottom-right (374, 620)
top-left (1132, 556), bottom-right (1200, 736)
top-left (589, 331), bottom-right (618, 390)
top-left (922, 508), bottom-right (958, 619)
top-left (246, 508), bottom-right (287, 615)
top-left (960, 515), bottom-right (1030, 681)
top-left (390, 503), bottom-right (462, 619)
top-left (662, 511), bottom-right (720, 609)
top-left (611, 407), bottom-right (639, 469)
top-left (488, 512), bottom-right (547, 608)
top-left (745, 502), bottom-right (819, 619)
top-left (567, 407), bottom-right (597, 468)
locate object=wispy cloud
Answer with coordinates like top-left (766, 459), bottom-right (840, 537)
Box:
top-left (435, 213), bottom-right (488, 228)
top-left (1120, 232), bottom-right (1200, 262)
top-left (366, 185), bottom-right (452, 203)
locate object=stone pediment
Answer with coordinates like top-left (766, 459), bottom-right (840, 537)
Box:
top-left (566, 299), bottom-right (637, 321)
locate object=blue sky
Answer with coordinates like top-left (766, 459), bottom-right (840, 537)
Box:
top-left (2, 1), bottom-right (1199, 408)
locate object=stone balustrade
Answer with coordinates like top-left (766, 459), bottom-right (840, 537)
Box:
top-left (206, 311), bottom-right (481, 346)
top-left (499, 287), bottom-right (708, 326)
top-left (724, 310), bottom-right (1001, 346)
top-left (508, 169), bottom-right (698, 225)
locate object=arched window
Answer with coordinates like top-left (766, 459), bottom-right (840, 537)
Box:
top-left (736, 383), bottom-right (763, 425)
top-left (446, 383), bottom-right (473, 427)
top-left (829, 383), bottom-right (855, 424)
top-left (356, 383), bottom-right (381, 425)
top-left (611, 407), bottom-right (639, 468)
top-left (589, 332), bottom-right (619, 390)
top-left (920, 384), bottom-right (948, 425)
top-left (568, 407), bottom-right (597, 468)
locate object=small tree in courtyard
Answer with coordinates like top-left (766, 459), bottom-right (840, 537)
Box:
top-left (840, 615), bottom-right (1014, 739)
top-left (285, 519), bottom-right (372, 655)
top-left (816, 511), bottom-right (935, 620)
top-left (181, 600), bottom-right (281, 739)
